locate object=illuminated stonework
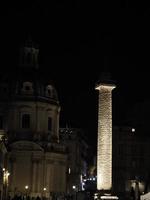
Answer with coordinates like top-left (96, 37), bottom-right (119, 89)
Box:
top-left (95, 84), bottom-right (116, 191)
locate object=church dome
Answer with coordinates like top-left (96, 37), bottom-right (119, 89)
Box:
top-left (0, 71), bottom-right (59, 105)
top-left (0, 40), bottom-right (60, 144)
top-left (11, 78), bottom-right (59, 103)
top-left (0, 40), bottom-right (59, 104)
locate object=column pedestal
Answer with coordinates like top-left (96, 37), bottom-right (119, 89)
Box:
top-left (94, 191), bottom-right (119, 200)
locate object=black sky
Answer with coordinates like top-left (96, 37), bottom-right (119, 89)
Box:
top-left (1, 1), bottom-right (150, 145)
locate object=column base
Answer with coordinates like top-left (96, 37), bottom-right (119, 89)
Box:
top-left (99, 196), bottom-right (118, 200)
top-left (94, 191), bottom-right (119, 200)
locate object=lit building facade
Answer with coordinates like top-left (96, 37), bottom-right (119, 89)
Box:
top-left (0, 41), bottom-right (67, 199)
top-left (59, 128), bottom-right (88, 194)
top-left (0, 131), bottom-right (7, 200)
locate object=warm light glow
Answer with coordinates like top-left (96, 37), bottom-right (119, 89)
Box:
top-left (25, 185), bottom-right (29, 189)
top-left (94, 194), bottom-right (118, 200)
top-left (141, 192), bottom-right (150, 200)
top-left (72, 185), bottom-right (76, 189)
top-left (101, 196), bottom-right (119, 199)
top-left (69, 167), bottom-right (71, 174)
top-left (132, 128), bottom-right (135, 132)
top-left (43, 187), bottom-right (46, 191)
top-left (3, 169), bottom-right (10, 185)
top-left (94, 193), bottom-right (98, 199)
top-left (95, 83), bottom-right (116, 191)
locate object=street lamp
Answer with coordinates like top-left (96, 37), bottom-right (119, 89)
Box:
top-left (72, 186), bottom-right (76, 190)
top-left (72, 185), bottom-right (77, 200)
top-left (25, 186), bottom-right (29, 190)
top-left (42, 187), bottom-right (47, 199)
top-left (25, 185), bottom-right (29, 198)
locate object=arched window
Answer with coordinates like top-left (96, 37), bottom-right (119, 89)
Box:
top-left (46, 85), bottom-right (52, 97)
top-left (21, 82), bottom-right (33, 95)
top-left (22, 114), bottom-right (30, 129)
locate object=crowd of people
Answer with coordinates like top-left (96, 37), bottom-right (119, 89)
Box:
top-left (7, 194), bottom-right (74, 200)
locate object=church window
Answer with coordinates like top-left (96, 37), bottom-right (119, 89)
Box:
top-left (22, 82), bottom-right (33, 94)
top-left (46, 85), bottom-right (52, 97)
top-left (22, 114), bottom-right (30, 129)
top-left (48, 117), bottom-right (52, 131)
top-left (68, 167), bottom-right (71, 174)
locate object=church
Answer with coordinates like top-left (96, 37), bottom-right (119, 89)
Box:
top-left (0, 39), bottom-right (67, 199)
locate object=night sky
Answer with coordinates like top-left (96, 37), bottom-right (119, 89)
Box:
top-left (1, 1), bottom-right (150, 145)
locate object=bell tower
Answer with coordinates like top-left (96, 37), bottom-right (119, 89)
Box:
top-left (19, 37), bottom-right (39, 69)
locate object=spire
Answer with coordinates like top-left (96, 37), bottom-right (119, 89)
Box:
top-left (19, 37), bottom-right (39, 69)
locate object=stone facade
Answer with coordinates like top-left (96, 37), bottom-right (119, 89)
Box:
top-left (60, 128), bottom-right (88, 194)
top-left (0, 131), bottom-right (7, 200)
top-left (0, 41), bottom-right (67, 199)
top-left (8, 141), bottom-right (67, 198)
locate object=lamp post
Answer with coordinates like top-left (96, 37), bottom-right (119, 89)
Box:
top-left (72, 185), bottom-right (77, 200)
top-left (25, 185), bottom-right (29, 199)
top-left (43, 188), bottom-right (46, 200)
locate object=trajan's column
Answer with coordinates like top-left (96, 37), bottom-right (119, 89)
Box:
top-left (95, 72), bottom-right (118, 199)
